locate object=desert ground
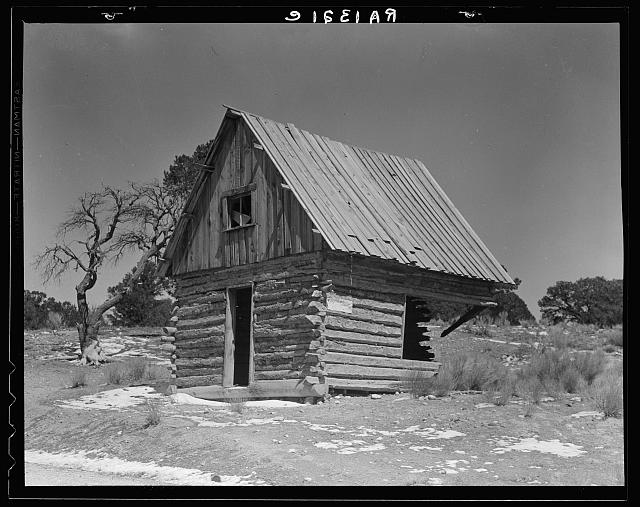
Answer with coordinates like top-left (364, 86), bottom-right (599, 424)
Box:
top-left (19, 323), bottom-right (624, 491)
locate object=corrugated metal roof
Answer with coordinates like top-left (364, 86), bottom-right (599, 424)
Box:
top-left (238, 109), bottom-right (513, 285)
top-left (161, 107), bottom-right (514, 285)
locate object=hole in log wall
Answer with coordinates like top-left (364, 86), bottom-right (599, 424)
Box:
top-left (402, 296), bottom-right (435, 361)
top-left (232, 287), bottom-right (253, 386)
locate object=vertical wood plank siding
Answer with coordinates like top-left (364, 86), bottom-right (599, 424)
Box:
top-left (173, 120), bottom-right (322, 275)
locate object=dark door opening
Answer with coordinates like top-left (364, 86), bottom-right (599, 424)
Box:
top-left (402, 296), bottom-right (435, 361)
top-left (231, 287), bottom-right (252, 386)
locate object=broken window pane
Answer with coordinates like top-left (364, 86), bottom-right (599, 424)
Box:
top-left (228, 193), bottom-right (253, 228)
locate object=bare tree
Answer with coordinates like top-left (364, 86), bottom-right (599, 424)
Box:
top-left (35, 181), bottom-right (184, 365)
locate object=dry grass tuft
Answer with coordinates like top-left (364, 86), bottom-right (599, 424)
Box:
top-left (103, 362), bottom-right (128, 385)
top-left (143, 399), bottom-right (162, 428)
top-left (223, 390), bottom-right (250, 414)
top-left (69, 368), bottom-right (88, 388)
top-left (404, 370), bottom-right (435, 399)
top-left (573, 350), bottom-right (606, 385)
top-left (127, 357), bottom-right (148, 381)
top-left (591, 368), bottom-right (623, 418)
top-left (602, 327), bottom-right (623, 348)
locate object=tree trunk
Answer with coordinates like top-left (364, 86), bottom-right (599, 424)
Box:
top-left (76, 248), bottom-right (160, 365)
top-left (76, 271), bottom-right (106, 365)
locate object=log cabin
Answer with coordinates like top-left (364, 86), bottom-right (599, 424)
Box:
top-left (157, 106), bottom-right (515, 400)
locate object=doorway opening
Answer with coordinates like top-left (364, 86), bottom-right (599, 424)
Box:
top-left (402, 296), bottom-right (435, 361)
top-left (229, 286), bottom-right (253, 386)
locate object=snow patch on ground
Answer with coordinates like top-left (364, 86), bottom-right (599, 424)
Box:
top-left (472, 336), bottom-right (523, 346)
top-left (492, 437), bottom-right (586, 457)
top-left (25, 449), bottom-right (266, 486)
top-left (57, 386), bottom-right (163, 411)
top-left (409, 445), bottom-right (443, 452)
top-left (570, 410), bottom-right (604, 419)
top-left (198, 417), bottom-right (297, 428)
top-left (170, 394), bottom-right (302, 408)
top-left (314, 440), bottom-right (386, 454)
top-left (170, 394), bottom-right (228, 406)
top-left (414, 428), bottom-right (466, 440)
top-left (246, 400), bottom-right (303, 408)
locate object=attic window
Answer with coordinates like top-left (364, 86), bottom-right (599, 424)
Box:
top-left (227, 192), bottom-right (253, 229)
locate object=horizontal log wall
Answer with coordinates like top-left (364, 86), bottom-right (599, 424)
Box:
top-left (318, 284), bottom-right (441, 387)
top-left (325, 251), bottom-right (497, 304)
top-left (252, 273), bottom-right (325, 380)
top-left (172, 254), bottom-right (326, 389)
top-left (170, 252), bottom-right (491, 390)
top-left (172, 283), bottom-right (227, 388)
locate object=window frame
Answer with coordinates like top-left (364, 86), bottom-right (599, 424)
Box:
top-left (221, 183), bottom-right (257, 232)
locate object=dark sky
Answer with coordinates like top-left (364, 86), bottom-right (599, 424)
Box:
top-left (23, 23), bottom-right (622, 318)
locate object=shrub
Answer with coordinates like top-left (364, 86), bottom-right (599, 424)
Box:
top-left (523, 401), bottom-right (536, 418)
top-left (559, 366), bottom-right (582, 393)
top-left (126, 357), bottom-right (148, 381)
top-left (573, 350), bottom-right (606, 385)
top-left (591, 370), bottom-right (623, 418)
top-left (459, 354), bottom-right (506, 391)
top-left (427, 352), bottom-right (508, 396)
top-left (103, 362), bottom-right (127, 385)
top-left (429, 371), bottom-right (455, 397)
top-left (145, 363), bottom-right (169, 381)
top-left (494, 311), bottom-right (509, 327)
top-left (474, 314), bottom-right (493, 337)
top-left (143, 400), bottom-right (162, 427)
top-left (485, 373), bottom-right (516, 406)
top-left (69, 369), bottom-right (88, 388)
top-left (519, 348), bottom-right (608, 397)
top-left (404, 370), bottom-right (435, 399)
top-left (519, 318), bottom-right (536, 328)
top-left (550, 329), bottom-right (570, 350)
top-left (516, 376), bottom-right (544, 404)
top-left (603, 327), bottom-right (623, 347)
top-left (525, 348), bottom-right (573, 384)
top-left (538, 277), bottom-right (623, 326)
top-left (223, 390), bottom-right (250, 413)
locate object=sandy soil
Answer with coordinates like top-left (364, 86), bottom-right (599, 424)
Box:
top-left (19, 327), bottom-right (625, 490)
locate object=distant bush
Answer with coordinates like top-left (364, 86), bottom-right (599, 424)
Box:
top-left (488, 277), bottom-right (536, 325)
top-left (24, 290), bottom-right (80, 330)
top-left (108, 260), bottom-right (175, 327)
top-left (519, 318), bottom-right (537, 328)
top-left (538, 277), bottom-right (623, 326)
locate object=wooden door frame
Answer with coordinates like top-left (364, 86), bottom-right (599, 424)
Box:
top-left (222, 283), bottom-right (255, 387)
top-left (400, 294), bottom-right (407, 360)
